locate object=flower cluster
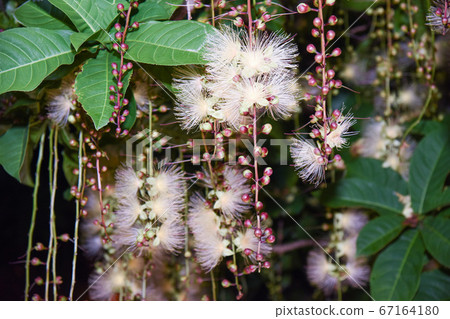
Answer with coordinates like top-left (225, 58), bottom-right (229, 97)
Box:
top-left (291, 1), bottom-right (355, 186)
top-left (47, 76), bottom-right (77, 127)
top-left (113, 165), bottom-right (185, 254)
top-left (306, 209), bottom-right (369, 295)
top-left (173, 26), bottom-right (300, 131)
top-left (188, 166), bottom-right (272, 274)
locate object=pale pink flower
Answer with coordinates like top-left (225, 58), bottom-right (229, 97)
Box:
top-left (290, 137), bottom-right (326, 186)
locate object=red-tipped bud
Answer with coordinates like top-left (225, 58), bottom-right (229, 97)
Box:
top-left (239, 125), bottom-right (248, 134)
top-left (315, 54), bottom-right (323, 64)
top-left (241, 193), bottom-right (251, 203)
top-left (331, 48), bottom-right (341, 57)
top-left (238, 155), bottom-right (250, 165)
top-left (117, 3), bottom-right (124, 11)
top-left (332, 108), bottom-right (341, 118)
top-left (313, 17), bottom-right (322, 28)
top-left (114, 23), bottom-right (121, 31)
top-left (255, 253), bottom-right (264, 261)
top-left (115, 32), bottom-right (123, 40)
top-left (260, 175), bottom-right (270, 186)
top-left (120, 43), bottom-right (128, 51)
top-left (255, 201), bottom-right (264, 211)
top-left (244, 219), bottom-right (253, 228)
top-left (254, 228), bottom-right (263, 238)
top-left (260, 212), bottom-right (269, 221)
top-left (132, 21), bottom-right (139, 29)
top-left (322, 86), bottom-right (330, 95)
top-left (244, 248), bottom-right (253, 256)
top-left (221, 279), bottom-right (231, 288)
top-left (297, 3), bottom-right (310, 13)
top-left (263, 261), bottom-right (271, 268)
top-left (234, 17), bottom-right (244, 27)
top-left (327, 69), bottom-right (336, 79)
top-left (266, 234), bottom-right (276, 243)
top-left (261, 123), bottom-right (272, 134)
top-left (263, 167), bottom-right (273, 176)
top-left (264, 228), bottom-right (273, 236)
top-left (243, 169), bottom-right (253, 179)
top-left (306, 44), bottom-right (316, 53)
top-left (326, 30), bottom-right (336, 41)
top-left (311, 28), bottom-right (320, 37)
top-left (328, 15), bottom-right (338, 25)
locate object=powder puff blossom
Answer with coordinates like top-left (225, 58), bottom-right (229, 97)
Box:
top-left (115, 196), bottom-right (144, 228)
top-left (426, 0), bottom-right (450, 35)
top-left (155, 217), bottom-right (185, 253)
top-left (89, 265), bottom-right (127, 300)
top-left (335, 235), bottom-right (357, 260)
top-left (325, 111), bottom-right (357, 149)
top-left (115, 166), bottom-right (143, 201)
top-left (344, 258), bottom-right (370, 288)
top-left (306, 250), bottom-right (338, 295)
top-left (234, 228), bottom-right (272, 257)
top-left (47, 78), bottom-right (76, 126)
top-left (133, 81), bottom-right (150, 110)
top-left (204, 25), bottom-right (242, 72)
top-left (290, 137), bottom-right (326, 186)
top-left (188, 193), bottom-right (232, 272)
top-left (334, 210), bottom-right (368, 236)
top-left (146, 166), bottom-right (185, 199)
top-left (213, 167), bottom-right (251, 219)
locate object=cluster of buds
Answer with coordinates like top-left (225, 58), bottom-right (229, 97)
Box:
top-left (291, 1), bottom-right (351, 186)
top-left (109, 2), bottom-right (140, 137)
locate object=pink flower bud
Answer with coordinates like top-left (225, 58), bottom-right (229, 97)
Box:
top-left (327, 69), bottom-right (335, 79)
top-left (239, 125), bottom-right (248, 134)
top-left (243, 169), bottom-right (253, 179)
top-left (266, 234), bottom-right (276, 243)
top-left (255, 201), bottom-right (264, 211)
top-left (326, 30), bottom-right (335, 41)
top-left (260, 212), bottom-right (269, 221)
top-left (254, 228), bottom-right (263, 238)
top-left (261, 123), bottom-right (272, 134)
top-left (306, 44), bottom-right (316, 53)
top-left (115, 32), bottom-right (122, 40)
top-left (315, 54), bottom-right (323, 64)
top-left (263, 167), bottom-right (273, 176)
top-left (311, 28), bottom-right (320, 37)
top-left (244, 248), bottom-right (253, 256)
top-left (244, 219), bottom-right (253, 228)
top-left (221, 279), bottom-right (231, 288)
top-left (331, 48), bottom-right (341, 57)
top-left (297, 3), bottom-right (310, 13)
top-left (238, 155), bottom-right (250, 165)
top-left (328, 15), bottom-right (338, 25)
top-left (260, 175), bottom-right (270, 186)
top-left (313, 17), bottom-right (322, 28)
top-left (242, 193), bottom-right (251, 203)
top-left (117, 3), bottom-right (124, 12)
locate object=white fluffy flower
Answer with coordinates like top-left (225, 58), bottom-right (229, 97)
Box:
top-left (344, 258), bottom-right (370, 288)
top-left (115, 166), bottom-right (143, 200)
top-left (156, 217), bottom-right (185, 253)
top-left (146, 166), bottom-right (185, 199)
top-left (234, 228), bottom-right (271, 256)
top-left (188, 193), bottom-right (232, 272)
top-left (325, 111), bottom-right (357, 149)
top-left (290, 137), bottom-right (326, 186)
top-left (306, 250), bottom-right (338, 295)
top-left (115, 196), bottom-right (144, 228)
top-left (334, 210), bottom-right (368, 236)
top-left (204, 25), bottom-right (242, 72)
top-left (213, 167), bottom-right (251, 218)
top-left (89, 264), bottom-right (127, 300)
top-left (47, 79), bottom-right (75, 126)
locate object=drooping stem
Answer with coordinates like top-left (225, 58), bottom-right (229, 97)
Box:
top-left (45, 128), bottom-right (55, 301)
top-left (211, 0), bottom-right (215, 27)
top-left (148, 101), bottom-right (153, 176)
top-left (25, 132), bottom-right (46, 300)
top-left (69, 130), bottom-right (84, 300)
top-left (96, 155), bottom-right (112, 242)
top-left (51, 129), bottom-right (59, 301)
top-left (141, 264), bottom-right (147, 300)
top-left (210, 269), bottom-right (217, 301)
top-left (247, 0), bottom-right (253, 47)
top-left (318, 0), bottom-right (328, 147)
top-left (385, 0), bottom-right (392, 116)
top-left (252, 106), bottom-right (262, 271)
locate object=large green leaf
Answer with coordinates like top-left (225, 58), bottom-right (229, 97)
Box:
top-left (0, 126), bottom-right (29, 184)
top-left (421, 216), bottom-right (450, 267)
top-left (0, 28), bottom-right (75, 94)
top-left (409, 128), bottom-right (450, 214)
top-left (75, 50), bottom-right (132, 130)
top-left (48, 0), bottom-right (117, 34)
top-left (370, 229), bottom-right (425, 301)
top-left (321, 178), bottom-right (403, 215)
top-left (346, 158), bottom-right (408, 195)
top-left (126, 21), bottom-right (215, 65)
top-left (414, 270), bottom-right (450, 301)
top-left (133, 0), bottom-right (184, 22)
top-left (357, 215), bottom-right (405, 256)
top-left (14, 1), bottom-right (71, 30)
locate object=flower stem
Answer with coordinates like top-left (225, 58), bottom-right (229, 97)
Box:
top-left (25, 131), bottom-right (46, 300)
top-left (69, 130), bottom-right (84, 300)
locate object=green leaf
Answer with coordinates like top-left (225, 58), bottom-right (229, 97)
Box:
top-left (409, 128), bottom-right (450, 214)
top-left (357, 215), bottom-right (405, 256)
top-left (48, 0), bottom-right (117, 33)
top-left (14, 1), bottom-right (71, 30)
top-left (346, 158), bottom-right (408, 195)
top-left (321, 178), bottom-right (403, 215)
top-left (370, 229), bottom-right (425, 301)
top-left (0, 28), bottom-right (75, 95)
top-left (126, 21), bottom-right (215, 65)
top-left (133, 0), bottom-right (184, 22)
top-left (0, 126), bottom-right (29, 184)
top-left (70, 29), bottom-right (113, 51)
top-left (414, 270), bottom-right (450, 301)
top-left (75, 50), bottom-right (132, 130)
top-left (421, 216), bottom-right (450, 267)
